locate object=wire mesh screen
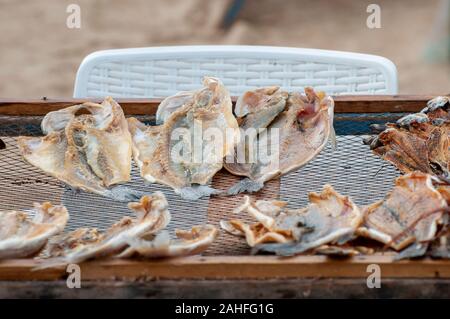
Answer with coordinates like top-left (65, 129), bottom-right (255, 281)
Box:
top-left (0, 113), bottom-right (403, 256)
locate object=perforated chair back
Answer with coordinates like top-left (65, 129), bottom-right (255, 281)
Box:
top-left (74, 45), bottom-right (398, 98)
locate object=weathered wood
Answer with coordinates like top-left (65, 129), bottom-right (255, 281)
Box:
top-left (0, 255), bottom-right (449, 281)
top-left (0, 278), bottom-right (448, 298)
top-left (0, 95), bottom-right (439, 116)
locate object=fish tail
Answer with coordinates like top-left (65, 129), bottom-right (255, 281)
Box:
top-left (177, 185), bottom-right (223, 201)
top-left (227, 178), bottom-right (264, 195)
top-left (103, 186), bottom-right (146, 202)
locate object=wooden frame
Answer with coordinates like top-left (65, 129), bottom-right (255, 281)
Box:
top-left (0, 95), bottom-right (437, 116)
top-left (0, 255), bottom-right (449, 281)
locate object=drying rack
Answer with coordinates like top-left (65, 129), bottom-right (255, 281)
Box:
top-left (0, 95), bottom-right (448, 298)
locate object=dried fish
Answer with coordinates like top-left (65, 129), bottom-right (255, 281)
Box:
top-left (0, 138), bottom-right (5, 150)
top-left (36, 192), bottom-right (170, 268)
top-left (117, 225), bottom-right (218, 258)
top-left (357, 172), bottom-right (447, 259)
top-left (224, 87), bottom-right (288, 181)
top-left (0, 202), bottom-right (68, 259)
top-left (17, 97), bottom-right (140, 202)
top-left (222, 185), bottom-right (362, 256)
top-left (365, 96), bottom-right (450, 180)
top-left (128, 77), bottom-right (239, 200)
top-left (226, 87), bottom-right (335, 195)
top-left (37, 192), bottom-right (217, 266)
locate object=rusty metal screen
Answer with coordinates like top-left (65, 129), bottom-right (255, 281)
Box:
top-left (0, 114), bottom-right (402, 256)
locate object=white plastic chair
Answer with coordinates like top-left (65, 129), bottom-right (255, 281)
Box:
top-left (74, 45), bottom-right (398, 98)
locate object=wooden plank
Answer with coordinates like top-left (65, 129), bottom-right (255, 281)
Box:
top-left (0, 95), bottom-right (439, 116)
top-left (1, 278), bottom-right (449, 298)
top-left (0, 255), bottom-right (449, 281)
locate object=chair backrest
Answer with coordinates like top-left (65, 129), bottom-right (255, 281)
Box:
top-left (74, 45), bottom-right (398, 98)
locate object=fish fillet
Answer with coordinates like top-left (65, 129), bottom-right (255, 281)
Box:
top-left (226, 87), bottom-right (335, 195)
top-left (36, 192), bottom-right (170, 268)
top-left (224, 87), bottom-right (288, 179)
top-left (128, 77), bottom-right (239, 200)
top-left (221, 185), bottom-right (362, 255)
top-left (0, 202), bottom-right (68, 259)
top-left (17, 97), bottom-right (139, 202)
top-left (357, 172), bottom-right (447, 259)
top-left (117, 225), bottom-right (218, 258)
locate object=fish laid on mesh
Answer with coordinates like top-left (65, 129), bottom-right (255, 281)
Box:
top-left (365, 96), bottom-right (450, 181)
top-left (222, 172), bottom-right (449, 259)
top-left (225, 87), bottom-right (335, 195)
top-left (128, 77), bottom-right (239, 200)
top-left (0, 202), bottom-right (68, 259)
top-left (221, 184), bottom-right (362, 256)
top-left (17, 97), bottom-right (142, 202)
top-left (36, 192), bottom-right (217, 268)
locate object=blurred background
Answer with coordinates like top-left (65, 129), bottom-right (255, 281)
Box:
top-left (0, 0), bottom-right (449, 97)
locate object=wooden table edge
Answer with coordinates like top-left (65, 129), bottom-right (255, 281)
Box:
top-left (1, 255), bottom-right (449, 280)
top-left (0, 95), bottom-right (445, 115)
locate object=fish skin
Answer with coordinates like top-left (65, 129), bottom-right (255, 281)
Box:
top-left (117, 225), bottom-right (218, 258)
top-left (156, 91), bottom-right (196, 125)
top-left (17, 97), bottom-right (136, 201)
top-left (34, 192), bottom-right (170, 269)
top-left (128, 77), bottom-right (239, 200)
top-left (224, 87), bottom-right (288, 183)
top-left (0, 202), bottom-right (69, 259)
top-left (226, 87), bottom-right (335, 195)
top-left (357, 172), bottom-right (447, 255)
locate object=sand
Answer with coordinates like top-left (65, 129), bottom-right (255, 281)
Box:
top-left (0, 0), bottom-right (448, 98)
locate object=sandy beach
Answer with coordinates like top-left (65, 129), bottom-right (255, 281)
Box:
top-left (0, 0), bottom-right (448, 97)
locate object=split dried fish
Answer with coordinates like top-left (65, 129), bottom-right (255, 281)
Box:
top-left (226, 87), bottom-right (335, 195)
top-left (36, 192), bottom-right (170, 268)
top-left (17, 97), bottom-right (140, 202)
top-left (365, 96), bottom-right (450, 180)
top-left (224, 87), bottom-right (288, 182)
top-left (128, 77), bottom-right (239, 200)
top-left (117, 225), bottom-right (218, 258)
top-left (233, 86), bottom-right (288, 123)
top-left (222, 185), bottom-right (362, 256)
top-left (38, 192), bottom-right (217, 266)
top-left (0, 202), bottom-right (68, 259)
top-left (357, 172), bottom-right (447, 259)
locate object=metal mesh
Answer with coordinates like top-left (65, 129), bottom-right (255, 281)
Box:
top-left (0, 114), bottom-right (403, 256)
top-left (280, 135), bottom-right (399, 207)
top-left (0, 137), bottom-right (209, 235)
